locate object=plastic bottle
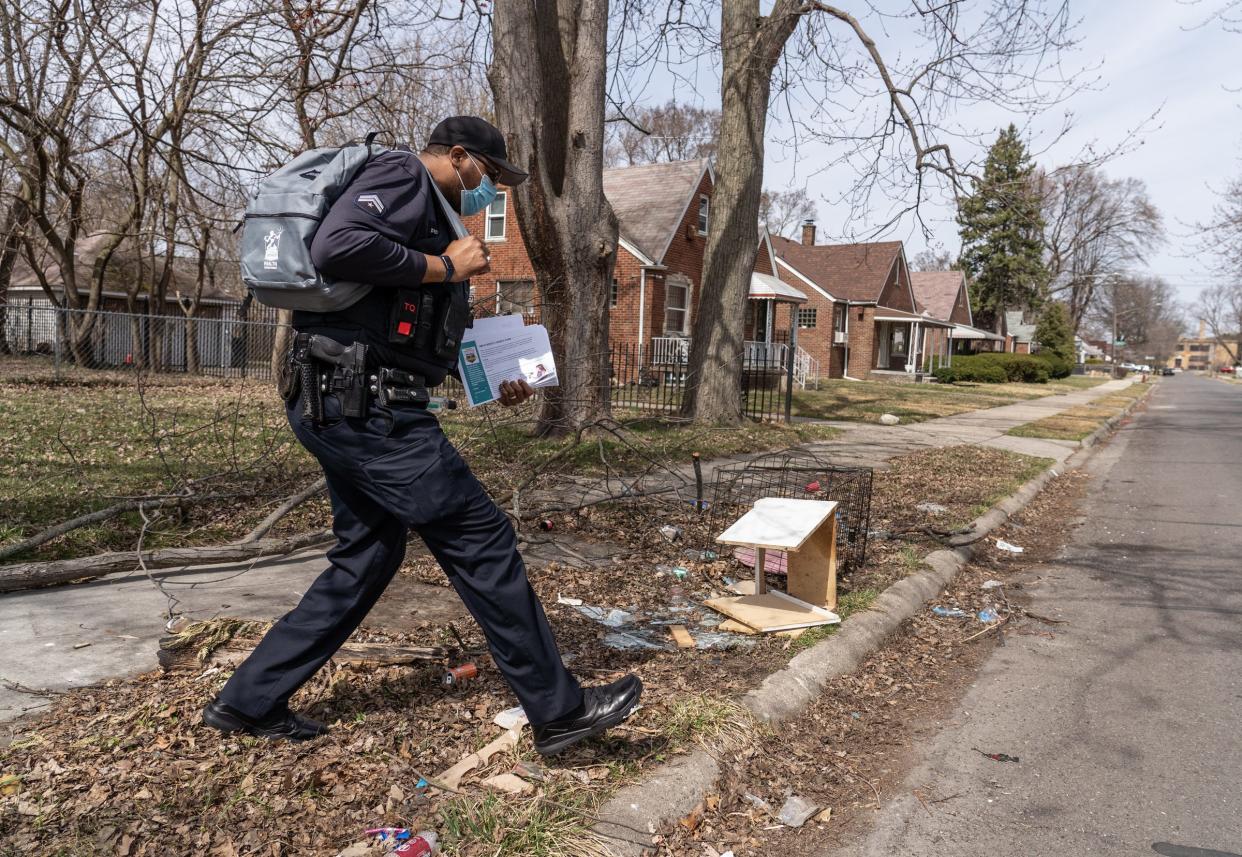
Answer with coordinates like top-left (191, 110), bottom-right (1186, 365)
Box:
top-left (391, 831), bottom-right (439, 856)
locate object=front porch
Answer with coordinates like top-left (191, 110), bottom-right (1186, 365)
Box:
top-left (870, 309), bottom-right (954, 378)
top-left (647, 336), bottom-right (819, 389)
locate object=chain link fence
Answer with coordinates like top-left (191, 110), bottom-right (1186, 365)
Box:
top-left (2, 298), bottom-right (793, 421)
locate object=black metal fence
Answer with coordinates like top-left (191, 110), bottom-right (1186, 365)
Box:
top-left (607, 340), bottom-right (793, 423)
top-left (3, 301), bottom-right (793, 422)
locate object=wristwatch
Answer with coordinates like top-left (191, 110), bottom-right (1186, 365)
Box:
top-left (439, 254), bottom-right (455, 283)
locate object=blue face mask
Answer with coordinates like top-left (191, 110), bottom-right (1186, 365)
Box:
top-left (456, 153), bottom-right (498, 217)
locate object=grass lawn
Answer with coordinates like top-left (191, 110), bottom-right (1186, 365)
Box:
top-left (791, 374), bottom-right (1108, 424)
top-left (0, 374), bottom-right (838, 561)
top-left (1005, 382), bottom-right (1151, 441)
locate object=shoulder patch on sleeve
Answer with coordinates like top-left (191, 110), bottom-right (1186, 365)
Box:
top-left (354, 193), bottom-right (386, 217)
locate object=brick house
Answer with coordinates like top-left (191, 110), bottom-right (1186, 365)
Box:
top-left (461, 158), bottom-right (714, 366)
top-left (910, 270), bottom-right (1004, 359)
top-left (767, 224), bottom-right (955, 380)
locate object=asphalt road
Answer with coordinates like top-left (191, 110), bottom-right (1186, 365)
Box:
top-left (840, 375), bottom-right (1242, 857)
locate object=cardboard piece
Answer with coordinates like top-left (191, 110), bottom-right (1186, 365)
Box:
top-left (669, 624), bottom-right (695, 649)
top-left (704, 591), bottom-right (840, 633)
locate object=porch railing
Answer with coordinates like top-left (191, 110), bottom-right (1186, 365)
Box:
top-left (651, 336), bottom-right (820, 389)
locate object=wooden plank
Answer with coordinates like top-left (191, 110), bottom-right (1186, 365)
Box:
top-left (704, 591), bottom-right (840, 633)
top-left (787, 514), bottom-right (838, 610)
top-left (716, 499), bottom-right (838, 551)
top-left (718, 618), bottom-right (759, 635)
top-left (669, 624), bottom-right (696, 649)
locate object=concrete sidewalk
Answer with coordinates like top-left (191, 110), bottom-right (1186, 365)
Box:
top-left (802, 378), bottom-right (1135, 467)
top-left (0, 377), bottom-right (1135, 726)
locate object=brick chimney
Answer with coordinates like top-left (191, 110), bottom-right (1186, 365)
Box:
top-left (1198, 318), bottom-right (1206, 339)
top-left (801, 219), bottom-right (816, 246)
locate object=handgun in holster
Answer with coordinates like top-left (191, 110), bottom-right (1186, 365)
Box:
top-left (308, 334), bottom-right (369, 420)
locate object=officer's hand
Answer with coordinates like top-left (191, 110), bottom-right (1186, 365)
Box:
top-left (445, 236), bottom-right (490, 281)
top-left (498, 379), bottom-right (534, 407)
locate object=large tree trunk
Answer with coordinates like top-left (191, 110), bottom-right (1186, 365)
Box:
top-left (680, 1), bottom-right (801, 423)
top-left (488, 0), bottom-right (618, 437)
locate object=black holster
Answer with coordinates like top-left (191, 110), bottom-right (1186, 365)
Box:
top-left (307, 334), bottom-right (369, 419)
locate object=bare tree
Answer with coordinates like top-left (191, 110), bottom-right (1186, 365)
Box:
top-left (909, 244), bottom-right (955, 272)
top-left (1091, 274), bottom-right (1184, 365)
top-left (758, 187), bottom-right (816, 239)
top-left (489, 0), bottom-right (619, 436)
top-left (1039, 165), bottom-right (1163, 332)
top-left (1197, 281), bottom-right (1242, 366)
top-left (605, 100), bottom-right (720, 167)
top-left (672, 1), bottom-right (1081, 422)
top-left (0, 0), bottom-right (118, 365)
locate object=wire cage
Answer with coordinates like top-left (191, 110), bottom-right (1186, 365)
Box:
top-left (705, 449), bottom-right (873, 574)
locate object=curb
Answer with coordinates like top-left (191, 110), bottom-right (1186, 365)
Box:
top-left (592, 382), bottom-right (1153, 855)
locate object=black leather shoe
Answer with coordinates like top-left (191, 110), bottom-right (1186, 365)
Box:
top-left (532, 674), bottom-right (642, 756)
top-left (202, 697), bottom-right (329, 742)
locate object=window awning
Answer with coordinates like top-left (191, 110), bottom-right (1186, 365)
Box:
top-left (749, 272), bottom-right (808, 304)
top-left (949, 323), bottom-right (1005, 341)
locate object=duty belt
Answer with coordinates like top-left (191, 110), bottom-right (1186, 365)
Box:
top-left (286, 333), bottom-right (431, 423)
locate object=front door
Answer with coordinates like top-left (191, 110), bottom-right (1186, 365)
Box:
top-left (753, 300), bottom-right (770, 342)
top-left (888, 323), bottom-right (909, 371)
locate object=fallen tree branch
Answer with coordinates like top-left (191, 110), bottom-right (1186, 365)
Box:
top-left (0, 529), bottom-right (334, 593)
top-left (241, 476), bottom-right (327, 543)
top-left (0, 497), bottom-right (183, 563)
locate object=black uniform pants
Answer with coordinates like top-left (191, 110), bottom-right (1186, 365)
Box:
top-left (216, 390), bottom-right (584, 725)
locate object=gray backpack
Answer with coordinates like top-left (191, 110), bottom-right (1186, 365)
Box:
top-left (240, 133), bottom-right (383, 312)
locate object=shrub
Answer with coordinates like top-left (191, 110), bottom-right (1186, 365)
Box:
top-left (935, 352), bottom-right (1052, 384)
top-left (1036, 353), bottom-right (1073, 379)
top-left (934, 361), bottom-right (1007, 384)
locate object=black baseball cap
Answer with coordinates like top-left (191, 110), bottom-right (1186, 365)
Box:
top-left (428, 116), bottom-right (528, 186)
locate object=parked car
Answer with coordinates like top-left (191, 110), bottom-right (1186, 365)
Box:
top-left (1222, 366), bottom-right (1236, 374)
top-left (1161, 367), bottom-right (1175, 376)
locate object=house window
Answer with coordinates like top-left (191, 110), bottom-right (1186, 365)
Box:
top-left (665, 279), bottom-right (689, 334)
top-left (498, 279), bottom-right (535, 316)
top-left (609, 278), bottom-right (619, 308)
top-left (697, 195), bottom-right (709, 235)
top-left (833, 305), bottom-right (846, 332)
top-left (485, 192), bottom-right (506, 240)
top-left (797, 308), bottom-right (817, 329)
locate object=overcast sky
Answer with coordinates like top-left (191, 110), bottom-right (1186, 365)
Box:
top-left (638, 1), bottom-right (1239, 310)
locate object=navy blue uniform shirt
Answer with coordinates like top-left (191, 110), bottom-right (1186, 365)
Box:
top-left (295, 149), bottom-right (455, 382)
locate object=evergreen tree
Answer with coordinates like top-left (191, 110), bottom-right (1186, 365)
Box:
top-left (958, 124), bottom-right (1049, 331)
top-left (1035, 301), bottom-right (1075, 363)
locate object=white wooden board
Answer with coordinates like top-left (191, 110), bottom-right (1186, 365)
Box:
top-left (716, 498), bottom-right (839, 551)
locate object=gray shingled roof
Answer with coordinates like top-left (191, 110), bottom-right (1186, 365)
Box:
top-left (602, 159), bottom-right (710, 263)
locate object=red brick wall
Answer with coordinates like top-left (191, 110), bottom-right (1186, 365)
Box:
top-left (876, 256), bottom-right (915, 312)
top-left (770, 255), bottom-right (846, 378)
top-left (949, 284), bottom-right (972, 326)
top-left (460, 188), bottom-right (536, 318)
top-left (664, 169), bottom-right (713, 331)
top-left (847, 305), bottom-right (877, 378)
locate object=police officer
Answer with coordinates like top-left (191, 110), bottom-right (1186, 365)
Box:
top-left (202, 116), bottom-right (642, 755)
